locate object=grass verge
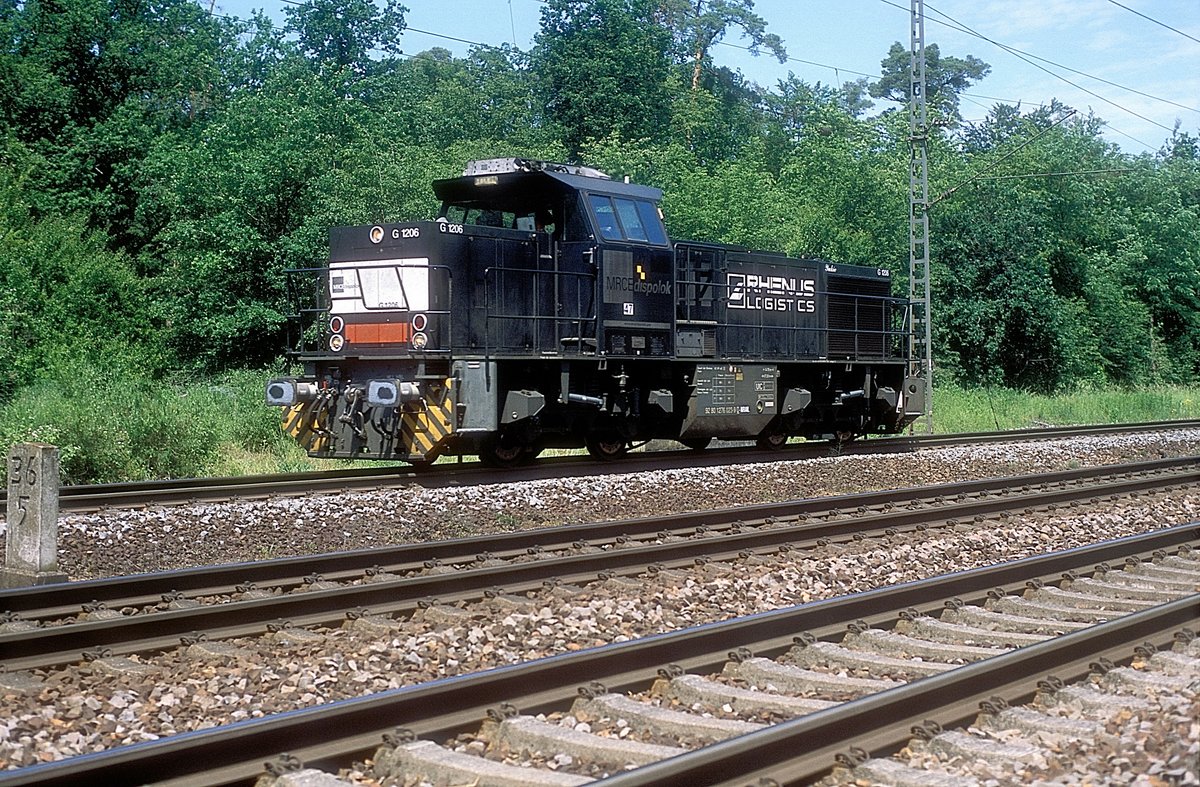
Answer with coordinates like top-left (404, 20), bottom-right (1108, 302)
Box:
top-left (2, 369), bottom-right (1196, 485)
top-left (931, 385), bottom-right (1199, 433)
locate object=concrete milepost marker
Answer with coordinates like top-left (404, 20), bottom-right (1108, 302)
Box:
top-left (4, 442), bottom-right (67, 587)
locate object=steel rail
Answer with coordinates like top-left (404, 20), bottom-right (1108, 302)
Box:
top-left (3, 419), bottom-right (1197, 512)
top-left (602, 593), bottom-right (1200, 787)
top-left (2, 461), bottom-right (1195, 671)
top-left (4, 455), bottom-right (1195, 618)
top-left (2, 525), bottom-right (1195, 787)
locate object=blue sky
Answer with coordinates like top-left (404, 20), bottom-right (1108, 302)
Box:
top-left (211, 0), bottom-right (1200, 155)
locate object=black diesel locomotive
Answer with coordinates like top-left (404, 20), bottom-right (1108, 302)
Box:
top-left (266, 158), bottom-right (926, 466)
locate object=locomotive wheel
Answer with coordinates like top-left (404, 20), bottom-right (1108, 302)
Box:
top-left (755, 431), bottom-right (788, 450)
top-left (479, 435), bottom-right (526, 468)
top-left (585, 433), bottom-right (628, 460)
top-left (679, 437), bottom-right (712, 451)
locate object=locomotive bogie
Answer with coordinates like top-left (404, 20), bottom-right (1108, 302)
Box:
top-left (267, 158), bottom-right (924, 466)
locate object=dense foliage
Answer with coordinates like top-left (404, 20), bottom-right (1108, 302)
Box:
top-left (1, 0), bottom-right (1197, 480)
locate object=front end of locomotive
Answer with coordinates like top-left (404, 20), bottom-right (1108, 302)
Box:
top-left (265, 221), bottom-right (458, 464)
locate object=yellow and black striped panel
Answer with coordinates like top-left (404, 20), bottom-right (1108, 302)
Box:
top-left (282, 401), bottom-right (330, 454)
top-left (400, 378), bottom-right (455, 458)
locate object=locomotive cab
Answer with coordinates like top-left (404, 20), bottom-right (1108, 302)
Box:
top-left (267, 157), bottom-right (924, 467)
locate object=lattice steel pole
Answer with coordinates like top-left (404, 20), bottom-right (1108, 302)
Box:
top-left (908, 0), bottom-right (934, 433)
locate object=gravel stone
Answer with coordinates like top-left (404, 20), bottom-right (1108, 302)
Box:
top-left (1, 430), bottom-right (1198, 772)
top-left (0, 429), bottom-right (1191, 580)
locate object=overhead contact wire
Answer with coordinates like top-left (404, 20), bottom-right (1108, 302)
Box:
top-left (1104, 0), bottom-right (1200, 46)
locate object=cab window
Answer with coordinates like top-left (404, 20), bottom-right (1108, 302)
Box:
top-left (635, 200), bottom-right (668, 245)
top-left (588, 195), bottom-right (622, 240)
top-left (588, 194), bottom-right (667, 245)
top-left (443, 204), bottom-right (516, 228)
top-left (613, 198), bottom-right (648, 241)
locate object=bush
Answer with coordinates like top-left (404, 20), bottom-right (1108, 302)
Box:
top-left (181, 367), bottom-right (307, 463)
top-left (0, 167), bottom-right (169, 405)
top-left (0, 359), bottom-right (319, 485)
top-left (0, 356), bottom-right (218, 484)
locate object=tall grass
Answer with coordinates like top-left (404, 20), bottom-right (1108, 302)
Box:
top-left (932, 384), bottom-right (1200, 434)
top-left (2, 366), bottom-right (1197, 484)
top-left (0, 361), bottom-right (314, 485)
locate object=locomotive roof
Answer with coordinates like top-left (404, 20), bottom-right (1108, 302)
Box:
top-left (432, 168), bottom-right (663, 204)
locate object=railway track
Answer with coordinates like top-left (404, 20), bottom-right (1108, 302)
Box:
top-left (4, 419), bottom-right (1198, 513)
top-left (2, 456), bottom-right (1195, 673)
top-left (3, 525), bottom-right (1196, 786)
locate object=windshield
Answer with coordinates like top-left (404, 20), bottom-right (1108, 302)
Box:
top-left (587, 194), bottom-right (668, 245)
top-left (443, 203), bottom-right (557, 234)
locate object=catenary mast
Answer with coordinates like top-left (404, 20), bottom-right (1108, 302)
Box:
top-left (908, 0), bottom-right (934, 433)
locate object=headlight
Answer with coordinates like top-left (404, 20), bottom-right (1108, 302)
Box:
top-left (265, 379), bottom-right (319, 406)
top-left (367, 380), bottom-right (420, 407)
top-left (265, 379), bottom-right (297, 406)
top-left (329, 334), bottom-right (345, 351)
top-left (411, 332), bottom-right (428, 350)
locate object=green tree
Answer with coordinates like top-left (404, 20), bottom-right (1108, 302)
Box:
top-left (666, 65), bottom-right (766, 165)
top-left (283, 0), bottom-right (407, 76)
top-left (925, 104), bottom-right (1189, 391)
top-left (934, 191), bottom-right (1072, 391)
top-left (367, 45), bottom-right (548, 148)
top-left (0, 164), bottom-right (163, 401)
top-left (765, 76), bottom-right (850, 142)
top-left (587, 136), bottom-right (794, 250)
top-left (0, 0), bottom-right (243, 247)
top-left (869, 42), bottom-right (990, 122)
top-left (143, 61), bottom-right (353, 367)
top-left (1125, 139), bottom-right (1200, 381)
top-left (656, 0), bottom-right (786, 90)
top-left (838, 78), bottom-right (875, 117)
top-left (532, 0), bottom-right (673, 157)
